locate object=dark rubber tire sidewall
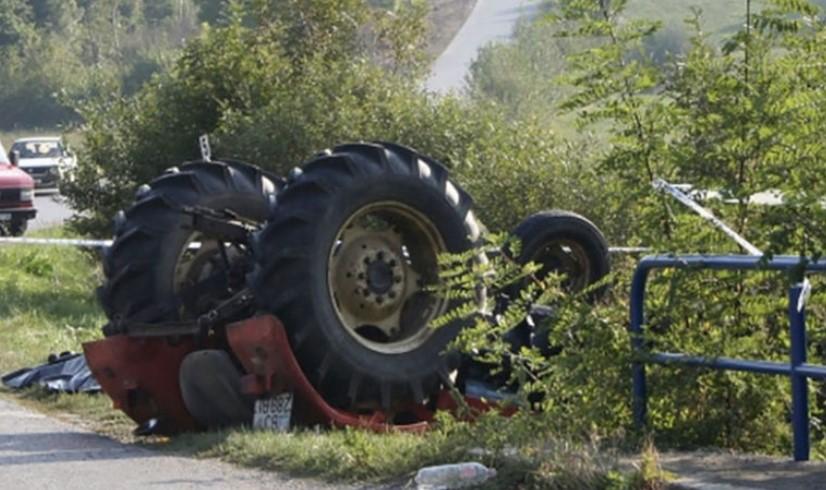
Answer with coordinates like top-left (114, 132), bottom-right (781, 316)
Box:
top-left (511, 210), bottom-right (610, 296)
top-left (252, 142), bottom-right (482, 408)
top-left (100, 161), bottom-right (272, 330)
top-left (307, 174), bottom-right (470, 380)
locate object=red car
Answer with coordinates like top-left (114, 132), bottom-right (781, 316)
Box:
top-left (0, 142), bottom-right (36, 236)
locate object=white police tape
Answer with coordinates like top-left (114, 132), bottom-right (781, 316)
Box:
top-left (0, 236), bottom-right (651, 254)
top-left (0, 235), bottom-right (649, 253)
top-left (0, 236), bottom-right (112, 248)
top-left (609, 246), bottom-right (651, 254)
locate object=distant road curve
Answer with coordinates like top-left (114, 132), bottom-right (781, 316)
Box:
top-left (426, 0), bottom-right (543, 94)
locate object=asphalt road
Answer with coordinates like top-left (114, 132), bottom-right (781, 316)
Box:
top-left (0, 397), bottom-right (375, 490)
top-left (426, 0), bottom-right (542, 93)
top-left (30, 192), bottom-right (74, 231)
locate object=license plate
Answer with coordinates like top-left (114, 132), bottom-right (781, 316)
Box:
top-left (253, 392), bottom-right (293, 431)
top-left (0, 213), bottom-right (10, 221)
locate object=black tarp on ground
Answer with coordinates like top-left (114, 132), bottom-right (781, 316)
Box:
top-left (1, 352), bottom-right (100, 393)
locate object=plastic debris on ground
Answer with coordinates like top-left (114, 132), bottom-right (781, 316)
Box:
top-left (414, 462), bottom-right (497, 489)
top-left (1, 352), bottom-right (101, 393)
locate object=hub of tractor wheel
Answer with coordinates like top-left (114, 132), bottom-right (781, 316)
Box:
top-left (328, 202), bottom-right (446, 355)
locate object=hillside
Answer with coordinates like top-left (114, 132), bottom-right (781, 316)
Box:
top-left (0, 0), bottom-right (474, 132)
top-left (469, 0), bottom-right (826, 121)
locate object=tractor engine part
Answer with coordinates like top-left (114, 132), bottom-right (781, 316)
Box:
top-left (460, 210), bottom-right (611, 394)
top-left (179, 349), bottom-right (253, 429)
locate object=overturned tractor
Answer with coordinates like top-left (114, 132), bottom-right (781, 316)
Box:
top-left (84, 142), bottom-right (609, 433)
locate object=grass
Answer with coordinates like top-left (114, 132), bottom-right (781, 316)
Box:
top-left (0, 227), bottom-right (135, 437)
top-left (0, 227), bottom-right (104, 375)
top-left (0, 227), bottom-right (662, 489)
top-left (158, 413), bottom-right (665, 489)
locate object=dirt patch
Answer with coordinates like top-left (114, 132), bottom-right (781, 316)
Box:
top-left (427, 0), bottom-right (477, 58)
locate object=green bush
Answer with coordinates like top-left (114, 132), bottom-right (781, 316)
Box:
top-left (438, 0), bottom-right (826, 460)
top-left (66, 0), bottom-right (628, 240)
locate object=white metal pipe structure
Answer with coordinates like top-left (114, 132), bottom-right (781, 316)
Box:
top-left (653, 178), bottom-right (762, 256)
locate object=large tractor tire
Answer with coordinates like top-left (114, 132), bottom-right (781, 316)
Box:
top-left (99, 160), bottom-right (278, 335)
top-left (510, 210), bottom-right (610, 297)
top-left (250, 142), bottom-right (483, 410)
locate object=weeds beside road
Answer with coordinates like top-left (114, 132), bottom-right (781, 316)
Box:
top-left (0, 227), bottom-right (102, 376)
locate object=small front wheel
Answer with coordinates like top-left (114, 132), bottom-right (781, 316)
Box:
top-left (510, 210), bottom-right (610, 297)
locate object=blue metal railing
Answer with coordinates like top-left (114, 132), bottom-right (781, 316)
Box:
top-left (630, 254), bottom-right (826, 461)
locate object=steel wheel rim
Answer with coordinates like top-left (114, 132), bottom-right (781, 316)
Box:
top-left (531, 239), bottom-right (592, 292)
top-left (173, 233), bottom-right (244, 318)
top-left (327, 202), bottom-right (447, 354)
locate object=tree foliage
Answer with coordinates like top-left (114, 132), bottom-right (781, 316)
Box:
top-left (0, 0), bottom-right (207, 129)
top-left (448, 0), bottom-right (826, 459)
top-left (67, 0), bottom-right (619, 242)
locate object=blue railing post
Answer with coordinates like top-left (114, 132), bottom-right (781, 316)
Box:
top-left (630, 265), bottom-right (650, 429)
top-left (628, 255), bottom-right (826, 461)
top-left (789, 283), bottom-right (810, 461)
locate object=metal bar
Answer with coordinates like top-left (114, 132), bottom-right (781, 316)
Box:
top-left (650, 354), bottom-right (826, 381)
top-left (789, 284), bottom-right (810, 461)
top-left (635, 254), bottom-right (826, 273)
top-left (792, 364), bottom-right (826, 379)
top-left (651, 353), bottom-right (793, 376)
top-left (630, 261), bottom-right (649, 428)
top-left (628, 254), bottom-right (826, 461)
top-left (653, 179), bottom-right (762, 256)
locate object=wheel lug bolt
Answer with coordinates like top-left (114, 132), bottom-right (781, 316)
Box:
top-left (394, 276), bottom-right (402, 283)
top-left (389, 260), bottom-right (396, 267)
top-left (376, 296), bottom-right (384, 304)
top-left (377, 251), bottom-right (384, 260)
top-left (388, 291), bottom-right (396, 299)
top-left (363, 257), bottom-right (370, 265)
top-left (358, 273), bottom-right (365, 280)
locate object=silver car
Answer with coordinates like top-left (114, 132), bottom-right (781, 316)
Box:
top-left (11, 136), bottom-right (77, 190)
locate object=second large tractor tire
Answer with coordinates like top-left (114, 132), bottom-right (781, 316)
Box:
top-left (99, 160), bottom-right (278, 335)
top-left (251, 142), bottom-right (483, 410)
